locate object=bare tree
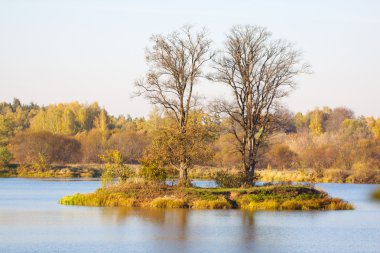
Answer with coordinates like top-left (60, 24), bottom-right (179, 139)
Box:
top-left (212, 25), bottom-right (309, 186)
top-left (135, 26), bottom-right (214, 186)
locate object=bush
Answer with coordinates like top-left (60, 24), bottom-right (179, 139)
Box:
top-left (99, 150), bottom-right (132, 186)
top-left (215, 170), bottom-right (244, 188)
top-left (32, 153), bottom-right (51, 171)
top-left (0, 146), bottom-right (13, 166)
top-left (140, 160), bottom-right (167, 183)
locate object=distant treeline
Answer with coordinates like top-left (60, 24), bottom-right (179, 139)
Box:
top-left (0, 98), bottom-right (379, 183)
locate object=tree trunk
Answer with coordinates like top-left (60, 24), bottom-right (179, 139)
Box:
top-left (248, 162), bottom-right (255, 184)
top-left (243, 151), bottom-right (256, 187)
top-left (178, 161), bottom-right (191, 187)
top-left (243, 164), bottom-right (255, 187)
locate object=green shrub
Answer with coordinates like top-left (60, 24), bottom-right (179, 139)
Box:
top-left (140, 161), bottom-right (167, 183)
top-left (215, 170), bottom-right (244, 188)
top-left (0, 146), bottom-right (13, 166)
top-left (99, 150), bottom-right (132, 186)
top-left (32, 153), bottom-right (51, 172)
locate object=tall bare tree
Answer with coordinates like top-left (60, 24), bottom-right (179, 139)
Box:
top-left (212, 25), bottom-right (309, 186)
top-left (135, 26), bottom-right (214, 186)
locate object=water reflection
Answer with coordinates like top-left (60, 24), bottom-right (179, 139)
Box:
top-left (1, 179), bottom-right (380, 253)
top-left (241, 210), bottom-right (255, 243)
top-left (99, 206), bottom-right (259, 247)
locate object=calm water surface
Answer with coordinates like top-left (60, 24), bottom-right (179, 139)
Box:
top-left (0, 178), bottom-right (379, 253)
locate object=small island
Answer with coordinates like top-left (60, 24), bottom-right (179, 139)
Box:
top-left (59, 179), bottom-right (353, 211)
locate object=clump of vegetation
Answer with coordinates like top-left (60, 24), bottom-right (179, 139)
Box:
top-left (235, 186), bottom-right (353, 210)
top-left (0, 146), bottom-right (13, 166)
top-left (372, 188), bottom-right (380, 200)
top-left (150, 197), bottom-right (187, 208)
top-left (139, 159), bottom-right (168, 183)
top-left (59, 192), bottom-right (136, 207)
top-left (241, 198), bottom-right (353, 211)
top-left (99, 150), bottom-right (132, 187)
top-left (191, 198), bottom-right (232, 209)
top-left (59, 182), bottom-right (353, 211)
top-left (243, 200), bottom-right (280, 210)
top-left (215, 170), bottom-right (245, 188)
top-left (32, 153), bottom-right (51, 172)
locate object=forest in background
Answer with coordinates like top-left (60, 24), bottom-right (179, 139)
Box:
top-left (0, 98), bottom-right (379, 183)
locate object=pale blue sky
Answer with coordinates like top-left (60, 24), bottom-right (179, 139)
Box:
top-left (0, 0), bottom-right (379, 117)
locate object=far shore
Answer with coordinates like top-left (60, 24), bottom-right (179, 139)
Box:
top-left (1, 164), bottom-right (379, 184)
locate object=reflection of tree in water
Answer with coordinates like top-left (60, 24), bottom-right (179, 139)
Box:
top-left (241, 210), bottom-right (256, 246)
top-left (240, 210), bottom-right (257, 252)
top-left (99, 208), bottom-right (259, 249)
top-left (100, 207), bottom-right (189, 241)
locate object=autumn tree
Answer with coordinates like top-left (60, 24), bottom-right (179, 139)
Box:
top-left (141, 111), bottom-right (217, 183)
top-left (93, 109), bottom-right (110, 145)
top-left (212, 25), bottom-right (309, 185)
top-left (309, 109), bottom-right (324, 135)
top-left (135, 26), bottom-right (214, 186)
top-left (367, 117), bottom-right (380, 140)
top-left (293, 112), bottom-right (308, 132)
top-left (339, 118), bottom-right (373, 140)
top-left (212, 132), bottom-right (242, 167)
top-left (266, 144), bottom-right (298, 170)
top-left (325, 107), bottom-right (354, 132)
top-left (0, 146), bottom-right (13, 166)
top-left (108, 129), bottom-right (149, 163)
top-left (99, 150), bottom-right (132, 187)
top-left (10, 131), bottom-right (81, 168)
top-left (0, 114), bottom-right (16, 145)
top-left (76, 129), bottom-right (105, 163)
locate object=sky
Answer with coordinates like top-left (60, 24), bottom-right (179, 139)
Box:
top-left (0, 0), bottom-right (379, 118)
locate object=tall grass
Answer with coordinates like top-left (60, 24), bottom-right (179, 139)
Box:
top-left (150, 197), bottom-right (187, 208)
top-left (191, 198), bottom-right (232, 209)
top-left (59, 193), bottom-right (135, 207)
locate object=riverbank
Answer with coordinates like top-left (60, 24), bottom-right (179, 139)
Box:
top-left (2, 164), bottom-right (379, 184)
top-left (59, 179), bottom-right (353, 210)
top-left (189, 167), bottom-right (380, 184)
top-left (0, 164), bottom-right (102, 178)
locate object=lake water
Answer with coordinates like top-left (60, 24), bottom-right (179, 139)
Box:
top-left (0, 179), bottom-right (379, 253)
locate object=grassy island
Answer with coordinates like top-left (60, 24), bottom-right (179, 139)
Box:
top-left (59, 179), bottom-right (353, 211)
